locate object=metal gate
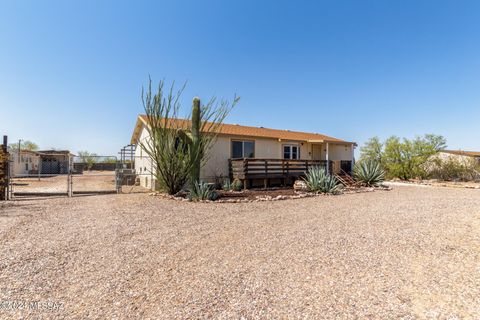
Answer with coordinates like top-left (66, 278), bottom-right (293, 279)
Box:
top-left (6, 151), bottom-right (153, 198)
top-left (8, 155), bottom-right (121, 198)
top-left (9, 174), bottom-right (69, 197)
top-left (70, 155), bottom-right (119, 195)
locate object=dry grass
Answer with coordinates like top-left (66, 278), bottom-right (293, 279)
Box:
top-left (0, 186), bottom-right (479, 319)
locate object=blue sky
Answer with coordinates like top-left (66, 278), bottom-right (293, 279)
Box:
top-left (1, 0), bottom-right (479, 156)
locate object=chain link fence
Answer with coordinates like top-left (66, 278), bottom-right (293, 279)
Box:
top-left (6, 152), bottom-right (156, 198)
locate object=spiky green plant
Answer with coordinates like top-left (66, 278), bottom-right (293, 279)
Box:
top-left (353, 160), bottom-right (385, 186)
top-left (190, 97), bottom-right (201, 185)
top-left (140, 78), bottom-right (191, 194)
top-left (222, 179), bottom-right (232, 191)
top-left (140, 77), bottom-right (239, 195)
top-left (188, 181), bottom-right (218, 201)
top-left (302, 166), bottom-right (342, 194)
top-left (231, 178), bottom-right (243, 191)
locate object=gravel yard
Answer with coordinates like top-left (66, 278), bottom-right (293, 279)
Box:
top-left (10, 171), bottom-right (118, 194)
top-left (0, 186), bottom-right (479, 319)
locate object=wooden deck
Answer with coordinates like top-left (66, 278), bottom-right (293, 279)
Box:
top-left (229, 158), bottom-right (334, 188)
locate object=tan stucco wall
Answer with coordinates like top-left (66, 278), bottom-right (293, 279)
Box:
top-left (10, 152), bottom-right (40, 176)
top-left (134, 125), bottom-right (355, 185)
top-left (134, 124), bottom-right (155, 189)
top-left (201, 136), bottom-right (313, 181)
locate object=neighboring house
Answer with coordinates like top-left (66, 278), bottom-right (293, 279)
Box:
top-left (131, 115), bottom-right (356, 189)
top-left (10, 150), bottom-right (74, 176)
top-left (10, 150), bottom-right (41, 176)
top-left (437, 150), bottom-right (480, 165)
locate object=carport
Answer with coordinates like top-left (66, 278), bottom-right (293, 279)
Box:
top-left (38, 150), bottom-right (74, 174)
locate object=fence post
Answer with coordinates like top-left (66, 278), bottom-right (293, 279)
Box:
top-left (67, 171), bottom-right (72, 197)
top-left (2, 135), bottom-right (8, 200)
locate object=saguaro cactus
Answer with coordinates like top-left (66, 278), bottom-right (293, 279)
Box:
top-left (191, 97), bottom-right (201, 185)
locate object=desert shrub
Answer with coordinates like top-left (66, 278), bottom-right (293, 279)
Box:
top-left (428, 157), bottom-right (480, 181)
top-left (141, 78), bottom-right (239, 195)
top-left (212, 174), bottom-right (228, 190)
top-left (188, 181), bottom-right (218, 201)
top-left (353, 160), bottom-right (385, 186)
top-left (302, 166), bottom-right (342, 194)
top-left (78, 151), bottom-right (98, 170)
top-left (231, 178), bottom-right (243, 191)
top-left (222, 179), bottom-right (232, 191)
top-left (360, 134), bottom-right (447, 180)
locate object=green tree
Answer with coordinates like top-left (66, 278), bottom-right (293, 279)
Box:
top-left (9, 140), bottom-right (39, 151)
top-left (78, 151), bottom-right (98, 170)
top-left (360, 137), bottom-right (383, 163)
top-left (360, 134), bottom-right (447, 180)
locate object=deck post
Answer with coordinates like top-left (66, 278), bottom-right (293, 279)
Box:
top-left (264, 159), bottom-right (268, 188)
top-left (243, 158), bottom-right (248, 190)
top-left (350, 144), bottom-right (355, 172)
top-left (325, 142), bottom-right (330, 175)
top-left (286, 161), bottom-right (290, 185)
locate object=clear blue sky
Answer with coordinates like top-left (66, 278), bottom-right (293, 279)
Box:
top-left (2, 0), bottom-right (479, 156)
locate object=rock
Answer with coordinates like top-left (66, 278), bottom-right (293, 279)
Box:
top-left (294, 180), bottom-right (308, 191)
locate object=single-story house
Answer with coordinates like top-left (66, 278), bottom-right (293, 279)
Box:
top-left (131, 115), bottom-right (356, 189)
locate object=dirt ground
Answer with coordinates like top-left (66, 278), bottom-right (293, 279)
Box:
top-left (10, 171), bottom-right (149, 195)
top-left (0, 186), bottom-right (479, 319)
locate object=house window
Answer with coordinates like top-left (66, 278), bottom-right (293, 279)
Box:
top-left (283, 145), bottom-right (300, 159)
top-left (25, 163), bottom-right (28, 170)
top-left (231, 140), bottom-right (255, 158)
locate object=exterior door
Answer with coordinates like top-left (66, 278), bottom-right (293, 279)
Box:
top-left (312, 144), bottom-right (322, 160)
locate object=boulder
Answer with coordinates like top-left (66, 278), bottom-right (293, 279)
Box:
top-left (294, 180), bottom-right (308, 191)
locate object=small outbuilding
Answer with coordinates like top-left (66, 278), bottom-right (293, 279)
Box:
top-left (10, 150), bottom-right (41, 176)
top-left (37, 150), bottom-right (74, 174)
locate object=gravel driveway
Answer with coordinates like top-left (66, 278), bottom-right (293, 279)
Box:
top-left (1, 186), bottom-right (479, 319)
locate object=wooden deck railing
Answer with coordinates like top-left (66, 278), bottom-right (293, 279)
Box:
top-left (229, 158), bottom-right (333, 182)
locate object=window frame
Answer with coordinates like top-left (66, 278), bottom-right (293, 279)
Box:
top-left (283, 144), bottom-right (301, 160)
top-left (230, 139), bottom-right (255, 159)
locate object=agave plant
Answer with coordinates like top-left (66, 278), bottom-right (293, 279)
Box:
top-left (231, 178), bottom-right (243, 191)
top-left (302, 166), bottom-right (342, 194)
top-left (188, 181), bottom-right (218, 201)
top-left (222, 179), bottom-right (232, 191)
top-left (353, 160), bottom-right (385, 186)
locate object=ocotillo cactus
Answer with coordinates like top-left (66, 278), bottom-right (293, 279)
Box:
top-left (191, 97), bottom-right (201, 184)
